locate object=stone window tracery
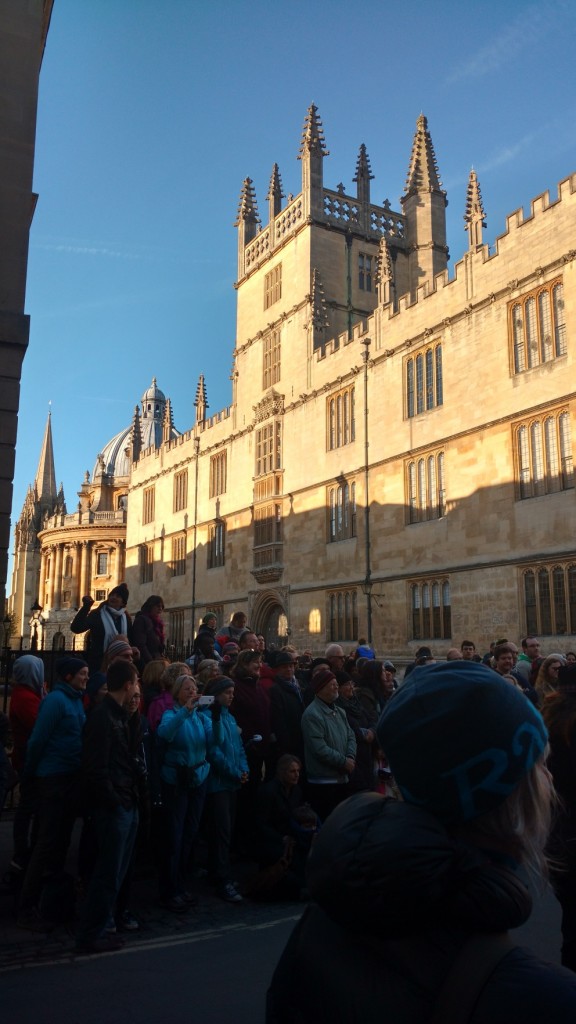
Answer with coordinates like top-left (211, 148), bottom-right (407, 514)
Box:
top-left (411, 578), bottom-right (451, 639)
top-left (406, 450), bottom-right (446, 523)
top-left (510, 278), bottom-right (566, 373)
top-left (523, 562), bottom-right (576, 636)
top-left (264, 264), bottom-right (282, 310)
top-left (327, 385), bottom-right (355, 451)
top-left (328, 589), bottom-right (358, 642)
top-left (515, 409), bottom-right (573, 499)
top-left (406, 344), bottom-right (442, 418)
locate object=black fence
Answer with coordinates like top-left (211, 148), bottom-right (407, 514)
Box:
top-left (1, 638), bottom-right (195, 713)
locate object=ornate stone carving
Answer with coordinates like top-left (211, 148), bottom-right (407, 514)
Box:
top-left (253, 390), bottom-right (285, 423)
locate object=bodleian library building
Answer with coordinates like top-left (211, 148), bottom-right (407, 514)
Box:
top-left (8, 106), bottom-right (576, 660)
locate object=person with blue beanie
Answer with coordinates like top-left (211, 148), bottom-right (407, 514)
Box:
top-left (268, 661), bottom-right (576, 1022)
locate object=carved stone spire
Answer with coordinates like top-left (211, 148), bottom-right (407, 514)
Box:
top-left (309, 268), bottom-right (330, 351)
top-left (353, 143), bottom-right (374, 205)
top-left (267, 163), bottom-right (284, 219)
top-left (464, 168), bottom-right (487, 250)
top-left (162, 397), bottom-right (174, 443)
top-left (376, 236), bottom-right (394, 306)
top-left (234, 177), bottom-right (260, 227)
top-left (404, 114), bottom-right (443, 197)
top-left (298, 103), bottom-right (329, 159)
top-left (195, 374), bottom-right (208, 426)
top-left (298, 104), bottom-right (329, 219)
top-left (129, 405), bottom-right (142, 464)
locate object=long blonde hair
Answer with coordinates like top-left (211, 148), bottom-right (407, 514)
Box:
top-left (454, 754), bottom-right (556, 885)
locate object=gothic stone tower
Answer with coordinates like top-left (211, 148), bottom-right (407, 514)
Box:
top-left (233, 105), bottom-right (448, 422)
top-left (9, 412), bottom-right (60, 635)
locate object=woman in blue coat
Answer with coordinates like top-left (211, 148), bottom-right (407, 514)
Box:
top-left (157, 674), bottom-right (216, 912)
top-left (201, 676), bottom-right (248, 904)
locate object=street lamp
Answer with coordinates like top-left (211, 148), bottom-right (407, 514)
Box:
top-left (361, 337), bottom-right (373, 646)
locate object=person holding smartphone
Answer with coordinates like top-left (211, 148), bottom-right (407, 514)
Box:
top-left (156, 674), bottom-right (219, 912)
top-left (201, 676), bottom-right (249, 903)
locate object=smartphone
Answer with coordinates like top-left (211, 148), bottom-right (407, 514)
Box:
top-left (198, 695), bottom-right (215, 706)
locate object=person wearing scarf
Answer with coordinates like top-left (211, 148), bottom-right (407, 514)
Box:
top-left (70, 584), bottom-right (132, 673)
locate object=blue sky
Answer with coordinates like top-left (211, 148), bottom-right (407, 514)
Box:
top-left (10, 0), bottom-right (576, 574)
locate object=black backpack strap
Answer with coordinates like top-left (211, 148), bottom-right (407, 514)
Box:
top-left (429, 932), bottom-right (516, 1024)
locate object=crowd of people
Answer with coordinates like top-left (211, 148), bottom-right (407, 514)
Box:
top-left (1, 587), bottom-right (576, 996)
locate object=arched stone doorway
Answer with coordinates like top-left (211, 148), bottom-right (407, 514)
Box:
top-left (52, 631), bottom-right (66, 651)
top-left (251, 590), bottom-right (289, 651)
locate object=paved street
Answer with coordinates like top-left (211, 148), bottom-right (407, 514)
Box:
top-left (0, 812), bottom-right (565, 1023)
top-left (0, 913), bottom-right (298, 1024)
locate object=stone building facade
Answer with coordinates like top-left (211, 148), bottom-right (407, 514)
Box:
top-left (0, 0), bottom-right (53, 619)
top-left (8, 380), bottom-right (178, 647)
top-left (123, 107), bottom-right (576, 659)
top-left (10, 106), bottom-right (576, 659)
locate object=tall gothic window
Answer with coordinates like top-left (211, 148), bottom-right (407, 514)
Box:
top-left (510, 279), bottom-right (566, 373)
top-left (358, 253), bottom-right (373, 291)
top-left (407, 451), bottom-right (446, 523)
top-left (173, 470), bottom-right (188, 513)
top-left (516, 410), bottom-right (573, 499)
top-left (523, 563), bottom-right (576, 635)
top-left (411, 579), bottom-right (451, 639)
top-left (143, 486), bottom-right (155, 525)
top-left (209, 451), bottom-right (227, 498)
top-left (255, 421), bottom-right (282, 477)
top-left (264, 264), bottom-right (282, 310)
top-left (328, 481), bottom-right (356, 542)
top-left (328, 590), bottom-right (358, 642)
top-left (171, 534), bottom-right (186, 577)
top-left (327, 384), bottom-right (355, 450)
top-left (207, 522), bottom-right (225, 569)
top-left (263, 330), bottom-right (281, 390)
top-left (406, 344), bottom-right (443, 418)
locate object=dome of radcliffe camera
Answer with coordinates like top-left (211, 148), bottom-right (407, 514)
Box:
top-left (91, 378), bottom-right (179, 481)
top-left (92, 426), bottom-right (132, 481)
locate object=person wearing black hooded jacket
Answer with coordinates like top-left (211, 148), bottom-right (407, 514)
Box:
top-left (267, 661), bottom-right (576, 1023)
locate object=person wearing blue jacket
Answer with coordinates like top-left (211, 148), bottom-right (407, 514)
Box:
top-left (157, 673), bottom-right (217, 912)
top-left (17, 656), bottom-right (88, 931)
top-left (202, 675), bottom-right (249, 903)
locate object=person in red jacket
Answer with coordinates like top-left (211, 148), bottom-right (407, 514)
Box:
top-left (8, 655), bottom-right (45, 871)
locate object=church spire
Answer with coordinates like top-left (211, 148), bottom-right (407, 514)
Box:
top-left (464, 168), bottom-right (486, 250)
top-left (195, 374), bottom-right (208, 427)
top-left (267, 163), bottom-right (284, 219)
top-left (34, 411), bottom-right (57, 504)
top-left (298, 103), bottom-right (329, 220)
top-left (353, 143), bottom-right (374, 205)
top-left (404, 113), bottom-right (443, 197)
